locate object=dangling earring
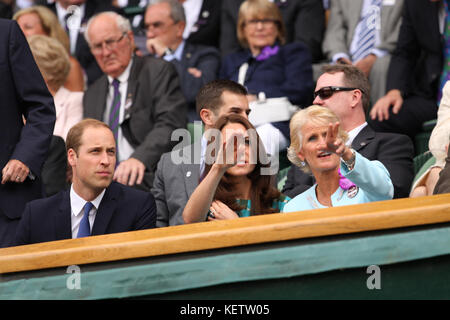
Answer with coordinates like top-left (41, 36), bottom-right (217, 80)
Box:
top-left (300, 161), bottom-right (306, 167)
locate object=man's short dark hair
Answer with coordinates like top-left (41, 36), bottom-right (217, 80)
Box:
top-left (66, 118), bottom-right (112, 154)
top-left (196, 79), bottom-right (248, 115)
top-left (322, 64), bottom-right (371, 112)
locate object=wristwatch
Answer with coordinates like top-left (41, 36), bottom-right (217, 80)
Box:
top-left (342, 148), bottom-right (356, 171)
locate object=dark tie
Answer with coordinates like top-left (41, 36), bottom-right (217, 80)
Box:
top-left (64, 12), bottom-right (73, 33)
top-left (352, 0), bottom-right (382, 62)
top-left (77, 202), bottom-right (93, 238)
top-left (109, 78), bottom-right (121, 144)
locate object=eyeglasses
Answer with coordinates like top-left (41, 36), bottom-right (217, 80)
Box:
top-left (143, 20), bottom-right (176, 33)
top-left (91, 32), bottom-right (127, 55)
top-left (313, 86), bottom-right (361, 100)
top-left (245, 18), bottom-right (277, 27)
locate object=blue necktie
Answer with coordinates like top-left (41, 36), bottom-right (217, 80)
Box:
top-left (77, 202), bottom-right (93, 238)
top-left (352, 0), bottom-right (382, 62)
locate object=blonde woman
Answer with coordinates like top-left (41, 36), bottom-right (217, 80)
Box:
top-left (283, 105), bottom-right (393, 212)
top-left (14, 5), bottom-right (85, 91)
top-left (28, 35), bottom-right (83, 141)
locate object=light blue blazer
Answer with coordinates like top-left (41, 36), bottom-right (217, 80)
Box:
top-left (282, 152), bottom-right (394, 213)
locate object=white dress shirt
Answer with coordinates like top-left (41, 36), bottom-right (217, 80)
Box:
top-left (347, 122), bottom-right (368, 146)
top-left (55, 2), bottom-right (85, 56)
top-left (103, 60), bottom-right (135, 162)
top-left (70, 185), bottom-right (105, 239)
top-left (182, 0), bottom-right (203, 40)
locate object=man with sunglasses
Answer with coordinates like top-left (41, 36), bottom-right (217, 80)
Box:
top-left (83, 11), bottom-right (187, 192)
top-left (282, 64), bottom-right (414, 199)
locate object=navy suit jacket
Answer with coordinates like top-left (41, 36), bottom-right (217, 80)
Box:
top-left (0, 19), bottom-right (55, 247)
top-left (282, 125), bottom-right (415, 199)
top-left (14, 182), bottom-right (157, 246)
top-left (169, 41), bottom-right (220, 112)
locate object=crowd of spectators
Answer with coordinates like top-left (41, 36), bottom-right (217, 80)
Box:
top-left (0, 0), bottom-right (449, 248)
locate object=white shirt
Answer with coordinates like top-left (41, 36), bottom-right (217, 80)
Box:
top-left (347, 122), bottom-right (368, 146)
top-left (70, 185), bottom-right (105, 239)
top-left (182, 0), bottom-right (203, 40)
top-left (104, 60), bottom-right (135, 162)
top-left (55, 2), bottom-right (85, 56)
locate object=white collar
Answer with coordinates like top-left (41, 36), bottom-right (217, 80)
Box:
top-left (70, 184), bottom-right (106, 217)
top-left (107, 58), bottom-right (133, 85)
top-left (347, 122), bottom-right (368, 146)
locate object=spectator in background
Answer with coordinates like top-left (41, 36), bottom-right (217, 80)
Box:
top-left (47, 0), bottom-right (122, 85)
top-left (144, 0), bottom-right (220, 122)
top-left (183, 114), bottom-right (289, 224)
top-left (322, 0), bottom-right (404, 105)
top-left (369, 0), bottom-right (441, 141)
top-left (282, 64), bottom-right (414, 199)
top-left (220, 0), bottom-right (313, 157)
top-left (282, 105), bottom-right (393, 213)
top-left (180, 0), bottom-right (221, 49)
top-left (14, 5), bottom-right (85, 92)
top-left (411, 80), bottom-right (450, 197)
top-left (83, 11), bottom-right (187, 191)
top-left (220, 0), bottom-right (325, 63)
top-left (14, 119), bottom-right (157, 246)
top-left (28, 34), bottom-right (83, 141)
top-left (152, 79), bottom-right (250, 227)
top-left (0, 19), bottom-right (55, 247)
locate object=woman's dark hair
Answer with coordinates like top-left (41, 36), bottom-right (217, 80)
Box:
top-left (202, 114), bottom-right (281, 215)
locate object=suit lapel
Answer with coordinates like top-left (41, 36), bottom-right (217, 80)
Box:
top-left (181, 142), bottom-right (201, 198)
top-left (91, 183), bottom-right (120, 236)
top-left (125, 56), bottom-right (143, 118)
top-left (55, 190), bottom-right (72, 240)
top-left (351, 125), bottom-right (375, 152)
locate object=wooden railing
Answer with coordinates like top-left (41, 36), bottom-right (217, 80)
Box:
top-left (1, 193), bottom-right (450, 274)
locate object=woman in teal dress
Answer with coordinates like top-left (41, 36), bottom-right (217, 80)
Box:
top-left (183, 114), bottom-right (289, 223)
top-left (282, 105), bottom-right (393, 213)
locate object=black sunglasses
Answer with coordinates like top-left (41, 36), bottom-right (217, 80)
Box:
top-left (313, 86), bottom-right (361, 100)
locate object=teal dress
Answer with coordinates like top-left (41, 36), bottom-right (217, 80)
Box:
top-left (236, 194), bottom-right (291, 217)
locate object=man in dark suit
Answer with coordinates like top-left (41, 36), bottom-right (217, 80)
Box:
top-left (369, 0), bottom-right (442, 141)
top-left (144, 0), bottom-right (220, 121)
top-left (181, 0), bottom-right (221, 49)
top-left (47, 0), bottom-right (122, 85)
top-left (283, 64), bottom-right (414, 199)
top-left (15, 119), bottom-right (156, 246)
top-left (83, 11), bottom-right (187, 191)
top-left (0, 19), bottom-right (56, 248)
top-left (152, 79), bottom-right (250, 227)
top-left (220, 0), bottom-right (325, 62)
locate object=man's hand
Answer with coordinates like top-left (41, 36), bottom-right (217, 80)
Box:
top-left (369, 89), bottom-right (403, 122)
top-left (187, 68), bottom-right (202, 78)
top-left (354, 54), bottom-right (377, 77)
top-left (113, 157), bottom-right (146, 186)
top-left (1, 159), bottom-right (30, 184)
top-left (146, 38), bottom-right (169, 57)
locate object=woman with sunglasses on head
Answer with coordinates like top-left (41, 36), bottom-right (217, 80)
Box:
top-left (282, 105), bottom-right (393, 213)
top-left (219, 0), bottom-right (314, 157)
top-left (182, 114), bottom-right (289, 223)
